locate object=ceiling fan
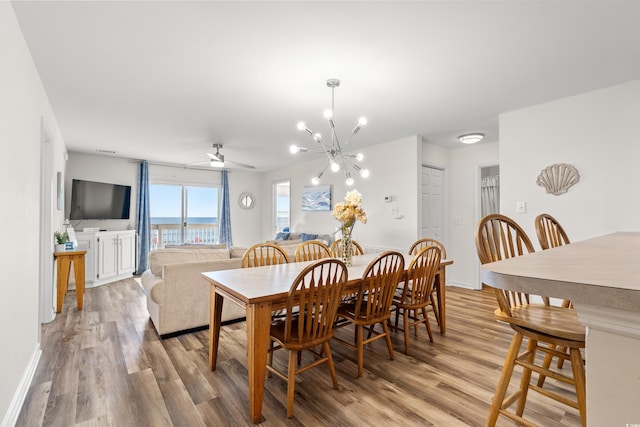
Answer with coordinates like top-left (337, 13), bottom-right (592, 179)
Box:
top-left (191, 143), bottom-right (256, 169)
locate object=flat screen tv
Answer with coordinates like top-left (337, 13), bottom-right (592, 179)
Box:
top-left (70, 179), bottom-right (132, 220)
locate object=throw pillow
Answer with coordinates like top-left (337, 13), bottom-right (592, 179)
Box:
top-left (274, 232), bottom-right (290, 241)
top-left (300, 233), bottom-right (319, 242)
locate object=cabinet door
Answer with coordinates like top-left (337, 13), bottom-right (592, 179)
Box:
top-left (98, 235), bottom-right (118, 280)
top-left (75, 234), bottom-right (96, 282)
top-left (118, 233), bottom-right (136, 274)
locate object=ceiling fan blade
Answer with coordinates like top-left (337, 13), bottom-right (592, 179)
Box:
top-left (186, 160), bottom-right (211, 167)
top-left (225, 159), bottom-right (256, 169)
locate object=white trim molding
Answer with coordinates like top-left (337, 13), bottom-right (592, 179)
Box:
top-left (1, 343), bottom-right (41, 427)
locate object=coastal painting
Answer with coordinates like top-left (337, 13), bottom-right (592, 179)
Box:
top-left (301, 185), bottom-right (331, 211)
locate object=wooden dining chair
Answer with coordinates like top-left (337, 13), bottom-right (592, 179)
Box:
top-left (534, 213), bottom-right (573, 383)
top-left (475, 214), bottom-right (586, 427)
top-left (408, 238), bottom-right (446, 327)
top-left (333, 251), bottom-right (405, 378)
top-left (266, 259), bottom-right (347, 418)
top-left (241, 242), bottom-right (291, 268)
top-left (535, 213), bottom-right (571, 250)
top-left (294, 240), bottom-right (331, 262)
top-left (330, 239), bottom-right (364, 258)
top-left (392, 245), bottom-right (441, 354)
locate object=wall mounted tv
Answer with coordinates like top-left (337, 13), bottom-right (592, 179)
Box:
top-left (70, 179), bottom-right (132, 220)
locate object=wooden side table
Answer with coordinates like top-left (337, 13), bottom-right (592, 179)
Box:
top-left (54, 250), bottom-right (87, 313)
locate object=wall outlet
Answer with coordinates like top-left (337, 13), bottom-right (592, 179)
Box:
top-left (516, 201), bottom-right (526, 214)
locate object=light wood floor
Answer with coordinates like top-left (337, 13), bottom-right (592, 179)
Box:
top-left (17, 278), bottom-right (581, 426)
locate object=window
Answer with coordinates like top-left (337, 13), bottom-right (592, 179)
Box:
top-left (273, 179), bottom-right (290, 233)
top-left (150, 183), bottom-right (219, 248)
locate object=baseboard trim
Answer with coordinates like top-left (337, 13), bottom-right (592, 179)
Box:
top-left (447, 280), bottom-right (481, 290)
top-left (1, 343), bottom-right (41, 427)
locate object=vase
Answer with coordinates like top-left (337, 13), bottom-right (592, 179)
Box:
top-left (341, 231), bottom-right (353, 267)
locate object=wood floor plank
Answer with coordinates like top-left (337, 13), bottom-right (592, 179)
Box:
top-left (75, 345), bottom-right (108, 424)
top-left (127, 368), bottom-right (174, 427)
top-left (14, 381), bottom-right (50, 427)
top-left (158, 379), bottom-right (207, 427)
top-left (18, 278), bottom-right (581, 426)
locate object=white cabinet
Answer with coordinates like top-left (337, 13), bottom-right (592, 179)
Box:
top-left (76, 230), bottom-right (137, 287)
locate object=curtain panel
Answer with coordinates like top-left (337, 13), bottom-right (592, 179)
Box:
top-left (481, 175), bottom-right (500, 217)
top-left (135, 160), bottom-right (151, 274)
top-left (219, 170), bottom-right (233, 247)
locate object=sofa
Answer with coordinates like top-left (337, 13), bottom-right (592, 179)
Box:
top-left (141, 246), bottom-right (247, 336)
top-left (268, 231), bottom-right (334, 259)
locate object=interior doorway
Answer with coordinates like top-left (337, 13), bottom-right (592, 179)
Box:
top-left (421, 165), bottom-right (445, 242)
top-left (479, 165), bottom-right (500, 217)
top-left (273, 179), bottom-right (290, 234)
top-left (476, 164), bottom-right (500, 289)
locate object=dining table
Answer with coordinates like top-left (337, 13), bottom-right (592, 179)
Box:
top-left (203, 252), bottom-right (453, 424)
top-left (480, 232), bottom-right (640, 426)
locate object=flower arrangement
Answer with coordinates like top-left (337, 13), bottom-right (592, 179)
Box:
top-left (332, 190), bottom-right (367, 233)
top-left (333, 190), bottom-right (367, 266)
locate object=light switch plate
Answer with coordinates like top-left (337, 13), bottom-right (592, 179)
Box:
top-left (516, 201), bottom-right (526, 214)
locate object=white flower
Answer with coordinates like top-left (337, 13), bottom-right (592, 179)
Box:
top-left (344, 190), bottom-right (362, 207)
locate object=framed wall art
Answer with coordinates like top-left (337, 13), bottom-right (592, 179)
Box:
top-left (301, 185), bottom-right (331, 211)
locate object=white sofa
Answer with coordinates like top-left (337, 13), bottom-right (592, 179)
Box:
top-left (141, 246), bottom-right (247, 336)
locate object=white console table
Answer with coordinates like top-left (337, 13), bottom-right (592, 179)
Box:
top-left (481, 232), bottom-right (640, 426)
top-left (74, 230), bottom-right (136, 287)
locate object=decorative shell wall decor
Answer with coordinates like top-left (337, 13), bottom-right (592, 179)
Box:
top-left (536, 163), bottom-right (580, 195)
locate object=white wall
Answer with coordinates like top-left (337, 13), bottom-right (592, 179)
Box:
top-left (66, 153), bottom-right (263, 248)
top-left (447, 142), bottom-right (499, 288)
top-left (0, 4), bottom-right (67, 424)
top-left (500, 79), bottom-right (640, 245)
top-left (261, 136), bottom-right (422, 251)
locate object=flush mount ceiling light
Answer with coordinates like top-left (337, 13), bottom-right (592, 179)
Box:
top-left (458, 133), bottom-right (485, 144)
top-left (290, 78), bottom-right (370, 186)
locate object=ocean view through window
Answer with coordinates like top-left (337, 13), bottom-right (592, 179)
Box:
top-left (150, 184), bottom-right (219, 248)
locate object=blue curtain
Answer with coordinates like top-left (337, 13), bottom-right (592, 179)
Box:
top-left (136, 160), bottom-right (151, 274)
top-left (219, 170), bottom-right (233, 247)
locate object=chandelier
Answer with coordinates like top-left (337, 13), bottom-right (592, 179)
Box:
top-left (290, 78), bottom-right (370, 186)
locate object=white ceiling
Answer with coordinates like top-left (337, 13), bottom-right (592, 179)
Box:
top-left (12, 1), bottom-right (640, 172)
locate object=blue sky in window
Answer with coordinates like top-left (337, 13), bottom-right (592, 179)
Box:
top-left (150, 184), bottom-right (218, 218)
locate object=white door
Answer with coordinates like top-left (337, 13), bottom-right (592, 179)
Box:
top-left (118, 233), bottom-right (136, 274)
top-left (98, 235), bottom-right (118, 280)
top-left (421, 166), bottom-right (444, 241)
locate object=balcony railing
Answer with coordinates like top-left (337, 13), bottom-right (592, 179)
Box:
top-left (151, 223), bottom-right (217, 249)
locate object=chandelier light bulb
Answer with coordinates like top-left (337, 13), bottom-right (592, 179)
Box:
top-left (345, 171), bottom-right (354, 186)
top-left (356, 153), bottom-right (364, 161)
top-left (314, 133), bottom-right (322, 142)
top-left (297, 121), bottom-right (306, 131)
top-left (358, 117), bottom-right (367, 126)
top-left (290, 145), bottom-right (300, 154)
top-left (330, 161), bottom-right (340, 172)
top-left (311, 176), bottom-right (320, 185)
top-left (323, 109), bottom-right (333, 119)
top-left (360, 168), bottom-right (370, 178)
